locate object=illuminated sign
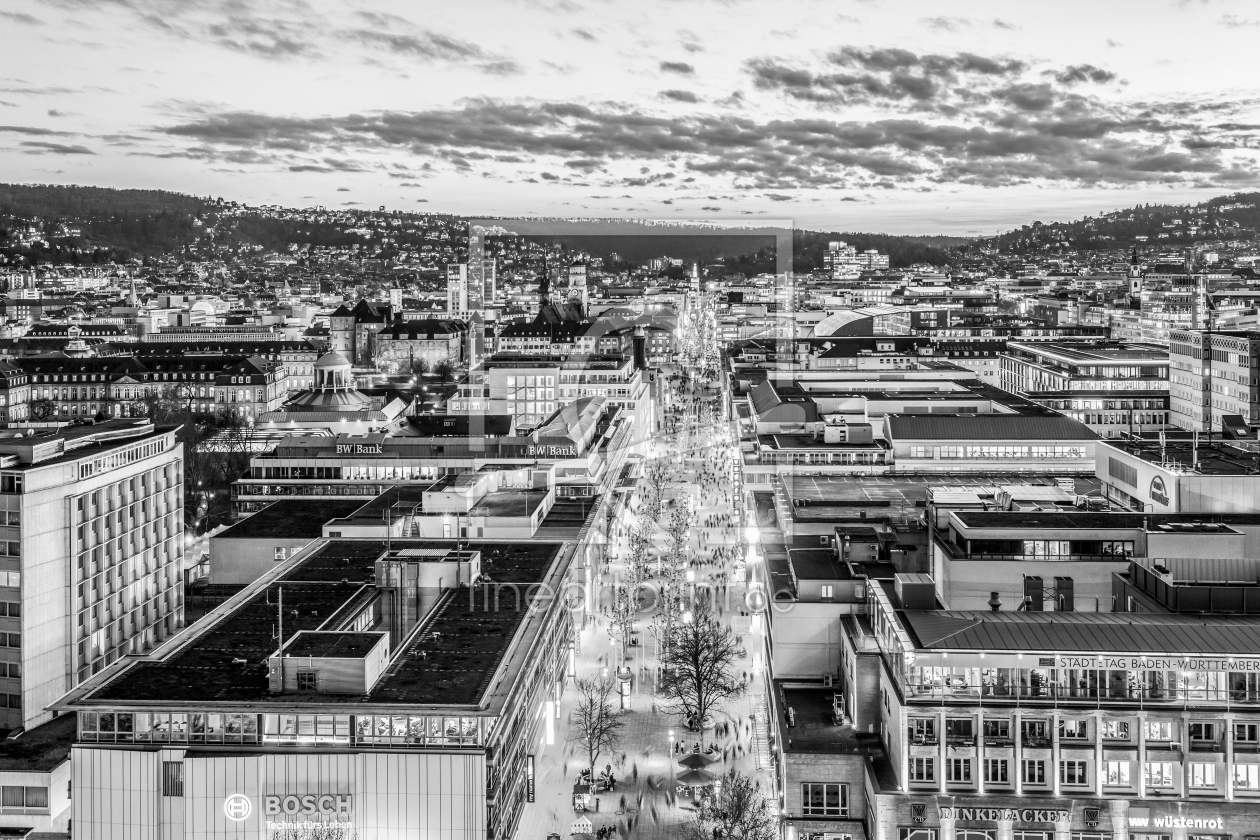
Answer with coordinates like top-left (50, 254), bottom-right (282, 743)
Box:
top-left (224, 794), bottom-right (252, 821)
top-left (264, 795), bottom-right (353, 816)
top-left (527, 754), bottom-right (535, 802)
top-left (1058, 655), bottom-right (1260, 671)
top-left (1149, 475), bottom-right (1169, 506)
top-left (940, 808), bottom-right (1069, 824)
top-left (526, 445), bottom-right (577, 458)
top-left (1128, 809), bottom-right (1222, 830)
top-left (337, 443), bottom-right (383, 455)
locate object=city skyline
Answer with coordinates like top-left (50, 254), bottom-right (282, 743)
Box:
top-left (1, 0), bottom-right (1259, 234)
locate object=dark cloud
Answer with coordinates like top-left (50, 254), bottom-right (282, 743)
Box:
top-left (660, 90), bottom-right (699, 103)
top-left (540, 172), bottom-right (558, 180)
top-left (748, 48), bottom-right (1028, 109)
top-left (992, 19), bottom-right (1019, 30)
top-left (20, 140), bottom-right (93, 154)
top-left (660, 61), bottom-right (695, 75)
top-left (0, 125), bottom-right (70, 136)
top-left (682, 42), bottom-right (703, 53)
top-left (155, 98), bottom-right (1259, 191)
top-left (1050, 64), bottom-right (1117, 85)
top-left (701, 206), bottom-right (720, 211)
top-left (0, 10), bottom-right (43, 24)
top-left (350, 29), bottom-right (485, 61)
top-left (841, 197), bottom-right (860, 202)
top-left (481, 61), bottom-right (521, 76)
top-left (765, 193), bottom-right (792, 201)
top-left (571, 27), bottom-right (596, 41)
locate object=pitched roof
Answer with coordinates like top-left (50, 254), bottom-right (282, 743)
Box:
top-left (900, 610), bottom-right (1260, 656)
top-left (885, 413), bottom-right (1097, 441)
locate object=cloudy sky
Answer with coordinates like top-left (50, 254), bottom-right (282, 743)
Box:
top-left (2, 0), bottom-right (1260, 234)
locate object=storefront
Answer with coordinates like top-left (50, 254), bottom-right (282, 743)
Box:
top-left (878, 796), bottom-right (1259, 840)
top-left (72, 747), bottom-right (485, 840)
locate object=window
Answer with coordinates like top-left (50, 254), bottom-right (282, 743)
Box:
top-left (1145, 762), bottom-right (1174, 788)
top-left (1101, 720), bottom-right (1130, 740)
top-left (162, 762), bottom-right (184, 797)
top-left (910, 758), bottom-right (934, 782)
top-left (1236, 723), bottom-right (1259, 743)
top-left (1021, 759), bottom-right (1046, 785)
top-left (909, 718), bottom-right (936, 743)
top-left (946, 719), bottom-right (974, 741)
top-left (1103, 761), bottom-right (1130, 787)
top-left (1188, 763), bottom-right (1216, 788)
top-left (820, 585), bottom-right (834, 600)
top-left (274, 547), bottom-right (287, 561)
top-left (1061, 761), bottom-right (1088, 786)
top-left (946, 758), bottom-right (971, 783)
top-left (1, 786), bottom-right (47, 810)
top-left (1060, 719), bottom-right (1088, 739)
top-left (801, 783), bottom-right (848, 817)
top-left (1144, 720), bottom-right (1174, 741)
top-left (1235, 764), bottom-right (1260, 790)
top-left (296, 671), bottom-right (318, 691)
top-left (983, 719), bottom-right (1010, 740)
top-left (1189, 722), bottom-right (1215, 741)
top-left (984, 759), bottom-right (1008, 783)
top-left (1022, 720), bottom-right (1049, 744)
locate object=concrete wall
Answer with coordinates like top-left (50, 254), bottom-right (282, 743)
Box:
top-left (770, 604), bottom-right (849, 679)
top-left (210, 536), bottom-right (317, 586)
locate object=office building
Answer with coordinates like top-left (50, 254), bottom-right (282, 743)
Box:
top-left (0, 420), bottom-right (184, 732)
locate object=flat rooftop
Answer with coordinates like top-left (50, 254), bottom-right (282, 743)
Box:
top-left (781, 474), bottom-right (1100, 508)
top-left (774, 685), bottom-right (899, 788)
top-left (86, 539), bottom-right (564, 708)
top-left (282, 631), bottom-right (385, 658)
top-left (899, 610), bottom-right (1260, 655)
top-left (0, 713), bottom-right (75, 772)
top-left (216, 499), bottom-right (365, 540)
top-left (1105, 436), bottom-right (1260, 476)
top-left (759, 434), bottom-right (884, 452)
top-left (1007, 340), bottom-right (1169, 363)
top-left (951, 510), bottom-right (1260, 530)
top-left (788, 548), bottom-right (852, 581)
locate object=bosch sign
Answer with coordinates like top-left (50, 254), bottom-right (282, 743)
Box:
top-left (264, 794), bottom-right (353, 816)
top-left (1149, 475), bottom-right (1170, 506)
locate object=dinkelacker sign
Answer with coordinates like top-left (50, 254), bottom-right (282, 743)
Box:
top-left (939, 807), bottom-right (1071, 824)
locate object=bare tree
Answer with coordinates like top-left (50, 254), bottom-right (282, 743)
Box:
top-left (664, 502), bottom-right (693, 569)
top-left (569, 672), bottom-right (625, 780)
top-left (29, 397), bottom-right (56, 421)
top-left (681, 769), bottom-right (777, 840)
top-left (606, 583), bottom-right (637, 664)
top-left (642, 458), bottom-right (672, 518)
top-left (433, 356), bottom-right (457, 384)
top-left (271, 823), bottom-right (359, 840)
top-left (626, 518), bottom-right (654, 580)
top-left (658, 599), bottom-right (745, 741)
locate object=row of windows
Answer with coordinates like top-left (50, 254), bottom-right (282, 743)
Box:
top-left (909, 445), bottom-right (1088, 460)
top-left (908, 757), bottom-right (1238, 789)
top-left (80, 711), bottom-right (486, 746)
top-left (911, 717), bottom-right (1260, 743)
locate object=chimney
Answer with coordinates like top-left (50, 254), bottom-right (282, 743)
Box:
top-left (1054, 577), bottom-right (1074, 612)
top-left (987, 592), bottom-right (1002, 612)
top-left (1023, 575), bottom-right (1044, 611)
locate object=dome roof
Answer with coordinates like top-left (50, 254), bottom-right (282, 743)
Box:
top-left (314, 351), bottom-right (351, 369)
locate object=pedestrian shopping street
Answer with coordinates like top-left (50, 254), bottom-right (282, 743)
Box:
top-left (516, 365), bottom-right (775, 840)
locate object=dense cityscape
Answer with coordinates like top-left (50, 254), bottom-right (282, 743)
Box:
top-left (0, 180), bottom-right (1253, 840)
top-left (3, 0), bottom-right (1260, 838)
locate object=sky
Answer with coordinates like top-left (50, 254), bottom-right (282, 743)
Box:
top-left (2, 0), bottom-right (1260, 235)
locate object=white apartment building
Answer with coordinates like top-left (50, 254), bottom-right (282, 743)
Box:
top-left (0, 420), bottom-right (184, 731)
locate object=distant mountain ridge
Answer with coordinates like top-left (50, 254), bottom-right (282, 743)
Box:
top-left (968, 192), bottom-right (1260, 255)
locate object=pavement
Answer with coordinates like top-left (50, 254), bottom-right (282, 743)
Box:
top-left (515, 369), bottom-right (775, 840)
